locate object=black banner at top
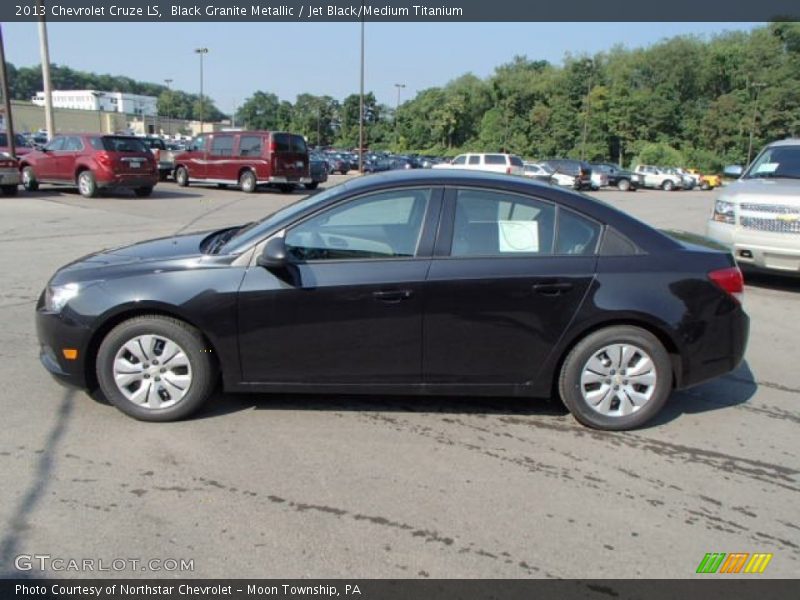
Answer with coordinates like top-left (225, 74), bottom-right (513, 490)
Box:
top-left (3, 0), bottom-right (800, 22)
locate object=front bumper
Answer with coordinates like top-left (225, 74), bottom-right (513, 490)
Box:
top-left (36, 300), bottom-right (92, 389)
top-left (706, 220), bottom-right (800, 273)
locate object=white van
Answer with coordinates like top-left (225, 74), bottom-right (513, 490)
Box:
top-left (433, 153), bottom-right (525, 176)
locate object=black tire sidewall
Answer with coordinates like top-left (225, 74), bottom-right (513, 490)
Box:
top-left (96, 317), bottom-right (215, 422)
top-left (559, 326), bottom-right (672, 430)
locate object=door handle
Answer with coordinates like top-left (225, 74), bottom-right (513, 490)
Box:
top-left (532, 282), bottom-right (573, 296)
top-left (373, 289), bottom-right (414, 303)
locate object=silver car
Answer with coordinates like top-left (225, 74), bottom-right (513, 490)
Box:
top-left (706, 139), bottom-right (800, 275)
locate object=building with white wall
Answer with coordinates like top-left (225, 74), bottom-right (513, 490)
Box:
top-left (31, 90), bottom-right (158, 117)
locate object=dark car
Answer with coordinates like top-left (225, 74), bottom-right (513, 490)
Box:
top-left (36, 170), bottom-right (748, 430)
top-left (542, 159), bottom-right (593, 190)
top-left (0, 132), bottom-right (34, 158)
top-left (20, 134), bottom-right (158, 198)
top-left (325, 153), bottom-right (351, 175)
top-left (308, 153), bottom-right (329, 190)
top-left (590, 163), bottom-right (642, 191)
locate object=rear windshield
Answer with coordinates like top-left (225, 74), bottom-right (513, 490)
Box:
top-left (141, 138), bottom-right (166, 150)
top-left (0, 133), bottom-right (28, 147)
top-left (99, 136), bottom-right (149, 153)
top-left (510, 155), bottom-right (524, 167)
top-left (272, 133), bottom-right (307, 153)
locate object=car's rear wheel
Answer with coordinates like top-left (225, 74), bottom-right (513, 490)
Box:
top-left (96, 315), bottom-right (217, 422)
top-left (134, 186), bottom-right (153, 198)
top-left (661, 179), bottom-right (675, 191)
top-left (239, 170), bottom-right (257, 193)
top-left (77, 171), bottom-right (98, 198)
top-left (22, 167), bottom-right (39, 191)
top-left (175, 166), bottom-right (189, 187)
top-left (558, 325), bottom-right (672, 430)
top-left (701, 181), bottom-right (711, 191)
top-left (1, 185), bottom-right (18, 196)
top-left (617, 178), bottom-right (631, 192)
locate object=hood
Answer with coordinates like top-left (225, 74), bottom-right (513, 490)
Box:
top-left (51, 230), bottom-right (214, 284)
top-left (720, 179), bottom-right (800, 207)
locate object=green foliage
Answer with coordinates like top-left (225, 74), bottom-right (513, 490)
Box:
top-left (632, 143), bottom-right (685, 168)
top-left (9, 63), bottom-right (225, 121)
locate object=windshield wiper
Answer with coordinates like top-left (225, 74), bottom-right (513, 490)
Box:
top-left (204, 226), bottom-right (247, 255)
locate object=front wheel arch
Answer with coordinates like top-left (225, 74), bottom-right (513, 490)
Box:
top-left (84, 307), bottom-right (221, 391)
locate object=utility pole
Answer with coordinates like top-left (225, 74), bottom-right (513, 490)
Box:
top-left (358, 3), bottom-right (365, 173)
top-left (194, 47), bottom-right (209, 134)
top-left (0, 24), bottom-right (17, 157)
top-left (37, 0), bottom-right (55, 140)
top-left (394, 83), bottom-right (405, 149)
top-left (747, 82), bottom-right (766, 166)
top-left (164, 78), bottom-right (173, 136)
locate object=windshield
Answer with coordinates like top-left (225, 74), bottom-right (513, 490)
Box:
top-left (222, 182), bottom-right (349, 252)
top-left (744, 145), bottom-right (800, 179)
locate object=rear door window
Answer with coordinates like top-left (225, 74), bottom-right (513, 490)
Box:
top-left (238, 135), bottom-right (263, 157)
top-left (468, 155), bottom-right (481, 165)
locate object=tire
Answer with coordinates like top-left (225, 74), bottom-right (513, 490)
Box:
top-left (1, 185), bottom-right (18, 196)
top-left (22, 166), bottom-right (39, 191)
top-left (239, 170), bottom-right (257, 193)
top-left (278, 184), bottom-right (294, 194)
top-left (558, 325), bottom-right (672, 431)
top-left (77, 170), bottom-right (98, 198)
top-left (305, 182), bottom-right (319, 190)
top-left (661, 179), bottom-right (674, 192)
top-left (134, 186), bottom-right (153, 198)
top-left (96, 315), bottom-right (217, 422)
top-left (701, 182), bottom-right (711, 191)
top-left (158, 171), bottom-right (169, 182)
top-left (175, 166), bottom-right (189, 187)
top-left (617, 179), bottom-right (631, 192)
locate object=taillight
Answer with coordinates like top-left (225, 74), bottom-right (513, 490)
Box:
top-left (96, 151), bottom-right (113, 168)
top-left (269, 141), bottom-right (277, 153)
top-left (506, 166), bottom-right (512, 174)
top-left (0, 159), bottom-right (14, 168)
top-left (708, 266), bottom-right (744, 303)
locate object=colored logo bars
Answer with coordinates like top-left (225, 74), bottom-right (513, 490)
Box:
top-left (696, 553), bottom-right (773, 574)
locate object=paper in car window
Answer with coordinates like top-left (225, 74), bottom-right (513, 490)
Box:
top-left (754, 162), bottom-right (779, 174)
top-left (498, 220), bottom-right (539, 253)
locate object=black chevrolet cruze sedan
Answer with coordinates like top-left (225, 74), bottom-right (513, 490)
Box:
top-left (36, 170), bottom-right (749, 430)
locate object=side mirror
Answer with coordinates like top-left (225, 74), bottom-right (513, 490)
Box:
top-left (723, 165), bottom-right (743, 178)
top-left (257, 237), bottom-right (288, 269)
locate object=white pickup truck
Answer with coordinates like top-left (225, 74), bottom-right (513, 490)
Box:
top-left (433, 153), bottom-right (525, 176)
top-left (141, 137), bottom-right (177, 181)
top-left (632, 164), bottom-right (685, 191)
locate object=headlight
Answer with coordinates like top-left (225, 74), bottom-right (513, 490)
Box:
top-left (44, 283), bottom-right (81, 313)
top-left (712, 199), bottom-right (736, 225)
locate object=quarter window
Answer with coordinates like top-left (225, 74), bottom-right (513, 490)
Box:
top-left (468, 155), bottom-right (481, 165)
top-left (285, 188), bottom-right (432, 261)
top-left (484, 154), bottom-right (506, 165)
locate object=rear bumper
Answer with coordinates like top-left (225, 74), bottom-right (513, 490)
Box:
top-left (0, 168), bottom-right (20, 185)
top-left (267, 176), bottom-right (313, 184)
top-left (97, 174), bottom-right (159, 189)
top-left (706, 220), bottom-right (800, 273)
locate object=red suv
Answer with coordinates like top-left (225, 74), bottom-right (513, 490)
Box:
top-left (173, 131), bottom-right (311, 193)
top-left (20, 134), bottom-right (158, 198)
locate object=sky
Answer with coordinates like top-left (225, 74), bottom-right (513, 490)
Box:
top-left (2, 22), bottom-right (761, 114)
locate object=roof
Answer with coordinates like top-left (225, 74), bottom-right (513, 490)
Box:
top-left (765, 138), bottom-right (800, 148)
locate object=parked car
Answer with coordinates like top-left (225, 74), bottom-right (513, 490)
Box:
top-left (632, 165), bottom-right (684, 191)
top-left (433, 153), bottom-right (525, 176)
top-left (308, 153), bottom-right (329, 190)
top-left (20, 134), bottom-right (158, 198)
top-left (173, 131), bottom-right (311, 193)
top-left (706, 139), bottom-right (800, 275)
top-left (664, 167), bottom-right (695, 190)
top-left (590, 171), bottom-right (609, 190)
top-left (522, 162), bottom-right (554, 184)
top-left (0, 152), bottom-right (20, 195)
top-left (590, 163), bottom-right (641, 191)
top-left (541, 159), bottom-right (593, 190)
top-left (140, 137), bottom-right (176, 181)
top-left (325, 154), bottom-right (350, 175)
top-left (686, 168), bottom-right (721, 191)
top-left (36, 170), bottom-right (748, 430)
top-left (0, 132), bottom-right (34, 158)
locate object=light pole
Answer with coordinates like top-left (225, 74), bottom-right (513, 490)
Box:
top-left (747, 82), bottom-right (766, 166)
top-left (164, 78), bottom-right (173, 136)
top-left (194, 47), bottom-right (209, 134)
top-left (394, 83), bottom-right (405, 148)
top-left (358, 3), bottom-right (365, 173)
top-left (90, 91), bottom-right (103, 133)
top-left (37, 0), bottom-right (55, 140)
top-left (0, 24), bottom-right (17, 157)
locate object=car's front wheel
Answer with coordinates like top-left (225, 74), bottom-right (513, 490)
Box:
top-left (22, 166), bottom-right (39, 191)
top-left (661, 179), bottom-right (675, 191)
top-left (617, 178), bottom-right (631, 192)
top-left (174, 166), bottom-right (189, 187)
top-left (558, 325), bottom-right (671, 430)
top-left (239, 170), bottom-right (257, 193)
top-left (96, 315), bottom-right (217, 422)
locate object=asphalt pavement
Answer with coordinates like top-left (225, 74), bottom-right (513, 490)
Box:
top-left (0, 176), bottom-right (798, 578)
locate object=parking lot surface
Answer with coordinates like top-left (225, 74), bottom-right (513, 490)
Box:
top-left (1, 178), bottom-right (798, 578)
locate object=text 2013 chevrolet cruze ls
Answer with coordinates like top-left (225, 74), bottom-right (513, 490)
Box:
top-left (36, 170), bottom-right (749, 430)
